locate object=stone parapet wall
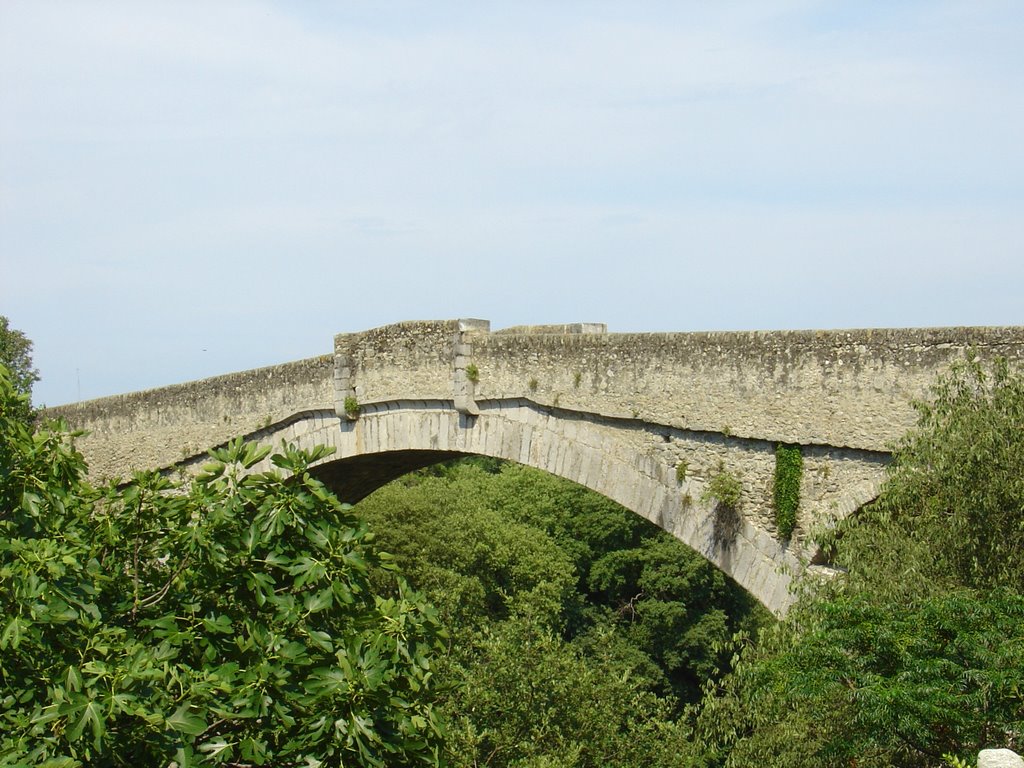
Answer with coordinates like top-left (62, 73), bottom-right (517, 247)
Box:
top-left (44, 320), bottom-right (1024, 484)
top-left (335, 319), bottom-right (465, 407)
top-left (470, 326), bottom-right (1024, 452)
top-left (45, 356), bottom-right (333, 480)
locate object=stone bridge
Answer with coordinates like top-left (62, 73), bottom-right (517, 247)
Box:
top-left (48, 320), bottom-right (1024, 614)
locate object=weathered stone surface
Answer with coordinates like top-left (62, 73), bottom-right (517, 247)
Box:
top-left (48, 356), bottom-right (333, 480)
top-left (979, 748), bottom-right (1024, 768)
top-left (472, 326), bottom-right (1024, 452)
top-left (43, 319), bottom-right (1024, 615)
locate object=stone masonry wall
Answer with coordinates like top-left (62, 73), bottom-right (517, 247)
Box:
top-left (334, 320), bottom-right (462, 408)
top-left (46, 320), bottom-right (1024, 488)
top-left (470, 326), bottom-right (1024, 452)
top-left (46, 356), bottom-right (333, 480)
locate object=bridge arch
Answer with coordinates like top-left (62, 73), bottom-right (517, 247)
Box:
top-left (52, 320), bottom-right (1003, 616)
top-left (240, 398), bottom-right (808, 615)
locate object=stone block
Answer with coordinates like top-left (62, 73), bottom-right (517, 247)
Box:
top-left (979, 748), bottom-right (1024, 768)
top-left (518, 424), bottom-right (534, 465)
top-left (457, 318), bottom-right (490, 334)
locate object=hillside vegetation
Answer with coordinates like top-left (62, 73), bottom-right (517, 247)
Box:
top-left (356, 458), bottom-right (768, 767)
top-left (2, 305), bottom-right (1022, 767)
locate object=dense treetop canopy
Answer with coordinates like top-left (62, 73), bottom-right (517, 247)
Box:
top-left (0, 364), bottom-right (446, 767)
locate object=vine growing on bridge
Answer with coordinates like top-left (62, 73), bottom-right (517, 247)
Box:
top-left (773, 444), bottom-right (803, 539)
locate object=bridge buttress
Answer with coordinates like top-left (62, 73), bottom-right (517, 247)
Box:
top-left (334, 333), bottom-right (358, 421)
top-left (453, 318), bottom-right (490, 416)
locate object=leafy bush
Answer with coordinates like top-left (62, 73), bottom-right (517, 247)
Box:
top-left (441, 616), bottom-right (696, 768)
top-left (0, 365), bottom-right (444, 767)
top-left (853, 357), bottom-right (1024, 594)
top-left (343, 395), bottom-right (361, 418)
top-left (702, 466), bottom-right (741, 510)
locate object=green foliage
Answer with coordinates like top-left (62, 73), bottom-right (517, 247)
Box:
top-left (343, 395), bottom-right (361, 418)
top-left (357, 459), bottom-right (768, 733)
top-left (772, 444), bottom-right (802, 539)
top-left (702, 465), bottom-right (741, 510)
top-left (0, 368), bottom-right (444, 767)
top-left (587, 536), bottom-right (751, 694)
top-left (0, 317), bottom-right (38, 422)
top-left (464, 363), bottom-right (479, 383)
top-left (356, 464), bottom-right (578, 632)
top-left (842, 357), bottom-right (1024, 595)
top-left (696, 589), bottom-right (1024, 768)
top-left (528, 377), bottom-right (539, 392)
top-left (441, 617), bottom-right (696, 768)
top-left (358, 457), bottom-right (771, 767)
top-left (675, 460), bottom-right (688, 483)
top-left (690, 359), bottom-right (1024, 767)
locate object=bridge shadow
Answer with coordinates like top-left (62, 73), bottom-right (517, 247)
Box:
top-left (711, 501), bottom-right (741, 551)
top-left (311, 449), bottom-right (466, 503)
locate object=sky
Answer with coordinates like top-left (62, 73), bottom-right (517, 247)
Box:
top-left (1, 1), bottom-right (1022, 406)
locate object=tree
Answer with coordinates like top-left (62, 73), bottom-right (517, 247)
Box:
top-left (0, 364), bottom-right (445, 767)
top-left (356, 458), bottom-right (771, 766)
top-left (693, 588), bottom-right (1024, 768)
top-left (690, 359), bottom-right (1024, 767)
top-left (836, 357), bottom-right (1024, 596)
top-left (356, 463), bottom-right (579, 633)
top-left (440, 616), bottom-right (695, 768)
top-left (358, 460), bottom-right (767, 707)
top-left (0, 316), bottom-right (38, 422)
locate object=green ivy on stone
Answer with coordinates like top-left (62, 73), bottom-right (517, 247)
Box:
top-left (773, 444), bottom-right (802, 539)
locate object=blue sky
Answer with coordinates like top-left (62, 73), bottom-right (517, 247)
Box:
top-left (1, 1), bottom-right (1022, 406)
